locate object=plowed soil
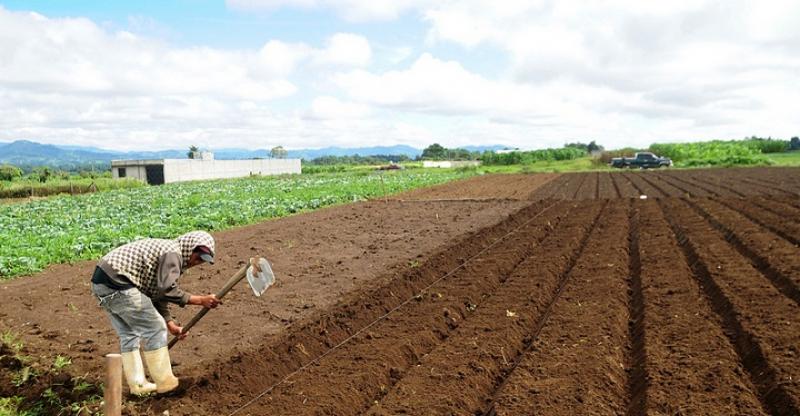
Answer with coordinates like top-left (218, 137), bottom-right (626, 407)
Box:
top-left (2, 167), bottom-right (800, 416)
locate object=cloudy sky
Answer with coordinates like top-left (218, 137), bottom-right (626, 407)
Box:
top-left (0, 1), bottom-right (798, 152)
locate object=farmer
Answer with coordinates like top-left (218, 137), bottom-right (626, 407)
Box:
top-left (90, 230), bottom-right (221, 395)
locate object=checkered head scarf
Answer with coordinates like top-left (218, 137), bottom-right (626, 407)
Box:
top-left (175, 231), bottom-right (215, 267)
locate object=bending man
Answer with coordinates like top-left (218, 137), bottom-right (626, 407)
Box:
top-left (91, 230), bottom-right (221, 395)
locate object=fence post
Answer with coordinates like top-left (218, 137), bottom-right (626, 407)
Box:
top-left (104, 353), bottom-right (122, 416)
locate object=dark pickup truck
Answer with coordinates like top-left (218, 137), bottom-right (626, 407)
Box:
top-left (610, 152), bottom-right (672, 169)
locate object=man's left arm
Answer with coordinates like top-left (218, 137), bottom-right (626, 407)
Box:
top-left (156, 253), bottom-right (193, 337)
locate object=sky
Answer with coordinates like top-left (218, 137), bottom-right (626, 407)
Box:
top-left (0, 1), bottom-right (798, 152)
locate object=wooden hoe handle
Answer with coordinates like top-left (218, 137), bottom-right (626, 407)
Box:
top-left (168, 264), bottom-right (249, 349)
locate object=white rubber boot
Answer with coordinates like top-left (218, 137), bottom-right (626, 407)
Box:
top-left (121, 351), bottom-right (157, 395)
top-left (142, 347), bottom-right (179, 394)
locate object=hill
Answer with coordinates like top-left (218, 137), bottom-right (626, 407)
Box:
top-left (0, 140), bottom-right (508, 170)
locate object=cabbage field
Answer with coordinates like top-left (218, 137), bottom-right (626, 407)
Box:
top-left (0, 169), bottom-right (474, 278)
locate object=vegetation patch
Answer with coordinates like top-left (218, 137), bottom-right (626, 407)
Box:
top-left (481, 147), bottom-right (587, 165)
top-left (649, 139), bottom-right (785, 167)
top-left (0, 169), bottom-right (474, 278)
top-left (0, 332), bottom-right (102, 416)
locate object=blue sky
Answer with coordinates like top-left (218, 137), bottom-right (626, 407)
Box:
top-left (0, 1), bottom-right (797, 151)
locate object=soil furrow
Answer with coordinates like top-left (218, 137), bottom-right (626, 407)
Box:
top-left (624, 173), bottom-right (667, 198)
top-left (716, 199), bottom-right (800, 246)
top-left (611, 172), bottom-right (639, 197)
top-left (682, 172), bottom-right (747, 198)
top-left (484, 200), bottom-right (628, 415)
top-left (752, 196), bottom-right (800, 218)
top-left (656, 172), bottom-right (715, 197)
top-left (693, 174), bottom-right (779, 199)
top-left (622, 173), bottom-right (645, 195)
top-left (572, 172), bottom-right (590, 200)
top-left (637, 200), bottom-right (766, 414)
top-left (686, 198), bottom-right (800, 306)
top-left (638, 174), bottom-right (673, 198)
top-left (635, 171), bottom-right (685, 197)
top-left (748, 196), bottom-right (800, 219)
top-left (540, 175), bottom-right (574, 200)
top-left (659, 198), bottom-right (800, 415)
top-left (735, 168), bottom-right (800, 193)
top-left (147, 201), bottom-right (559, 415)
top-left (366, 201), bottom-right (607, 415)
top-left (533, 175), bottom-right (570, 199)
top-left (217, 201), bottom-right (573, 416)
top-left (607, 172), bottom-right (622, 198)
top-left (554, 175), bottom-right (579, 200)
top-left (594, 172), bottom-right (600, 199)
top-left (625, 201), bottom-right (648, 416)
top-left (739, 176), bottom-right (800, 197)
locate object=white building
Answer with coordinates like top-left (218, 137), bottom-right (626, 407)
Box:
top-left (111, 153), bottom-right (301, 185)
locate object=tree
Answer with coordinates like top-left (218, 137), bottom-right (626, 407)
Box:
top-left (37, 167), bottom-right (52, 183)
top-left (421, 143), bottom-right (447, 160)
top-left (187, 145), bottom-right (199, 159)
top-left (587, 141), bottom-right (603, 153)
top-left (0, 164), bottom-right (23, 181)
top-left (270, 146), bottom-right (288, 159)
top-left (791, 137), bottom-right (800, 151)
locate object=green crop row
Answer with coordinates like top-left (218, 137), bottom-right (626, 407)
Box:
top-left (649, 140), bottom-right (778, 167)
top-left (480, 147), bottom-right (586, 165)
top-left (0, 169), bottom-right (474, 278)
top-left (0, 177), bottom-right (145, 199)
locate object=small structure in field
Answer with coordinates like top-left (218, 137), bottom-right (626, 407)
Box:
top-left (422, 160), bottom-right (482, 168)
top-left (111, 152), bottom-right (301, 185)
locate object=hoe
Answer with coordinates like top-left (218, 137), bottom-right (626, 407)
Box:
top-left (168, 257), bottom-right (275, 349)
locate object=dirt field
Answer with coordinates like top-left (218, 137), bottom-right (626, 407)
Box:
top-left (2, 167), bottom-right (800, 415)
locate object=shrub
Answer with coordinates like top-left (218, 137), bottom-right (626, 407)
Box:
top-left (742, 138), bottom-right (788, 154)
top-left (0, 165), bottom-right (23, 181)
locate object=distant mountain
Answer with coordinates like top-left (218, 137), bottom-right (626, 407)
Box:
top-left (0, 140), bottom-right (511, 170)
top-left (286, 145), bottom-right (421, 159)
top-left (0, 140), bottom-right (119, 169)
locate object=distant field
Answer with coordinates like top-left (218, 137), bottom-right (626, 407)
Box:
top-left (481, 150), bottom-right (800, 173)
top-left (0, 168), bottom-right (474, 278)
top-left (0, 176), bottom-right (144, 199)
top-left (767, 151), bottom-right (800, 166)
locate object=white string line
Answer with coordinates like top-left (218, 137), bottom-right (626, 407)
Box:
top-left (227, 201), bottom-right (559, 416)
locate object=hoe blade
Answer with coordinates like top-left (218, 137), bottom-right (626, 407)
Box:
top-left (247, 257), bottom-right (275, 297)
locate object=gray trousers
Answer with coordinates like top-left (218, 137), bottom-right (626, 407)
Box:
top-left (92, 283), bottom-right (168, 352)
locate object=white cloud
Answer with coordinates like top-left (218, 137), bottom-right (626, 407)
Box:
top-left (0, 8), bottom-right (298, 100)
top-left (306, 96), bottom-right (371, 120)
top-left (2, 2), bottom-right (799, 153)
top-left (0, 7), bottom-right (383, 151)
top-left (313, 33), bottom-right (371, 67)
top-left (256, 40), bottom-right (311, 77)
top-left (226, 0), bottom-right (425, 21)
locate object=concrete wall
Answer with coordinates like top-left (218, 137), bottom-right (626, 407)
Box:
top-left (422, 160), bottom-right (482, 168)
top-left (162, 159), bottom-right (301, 183)
top-left (112, 165), bottom-right (149, 181)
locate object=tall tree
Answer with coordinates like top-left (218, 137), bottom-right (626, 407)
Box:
top-left (187, 145), bottom-right (199, 159)
top-left (270, 146), bottom-right (288, 159)
top-left (587, 141), bottom-right (603, 152)
top-left (421, 143), bottom-right (447, 160)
